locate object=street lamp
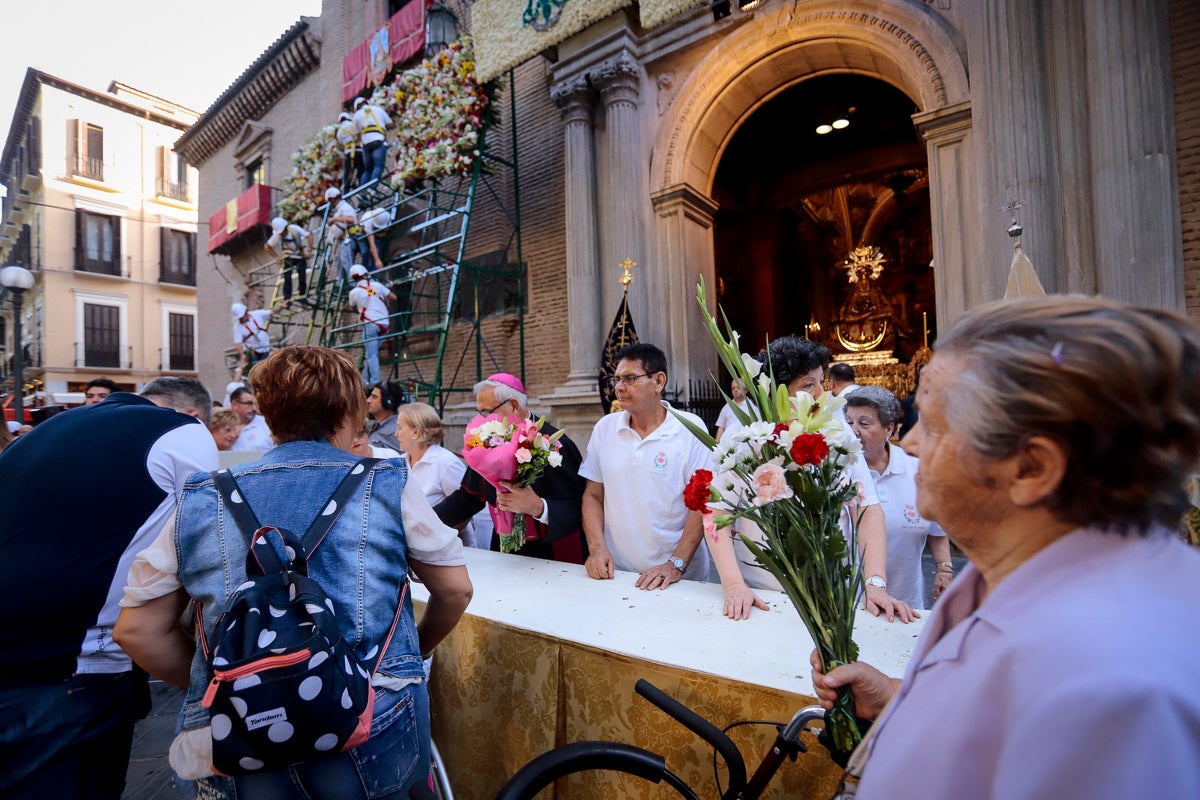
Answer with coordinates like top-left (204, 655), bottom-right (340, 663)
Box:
top-left (425, 3), bottom-right (458, 55)
top-left (1, 265), bottom-right (35, 425)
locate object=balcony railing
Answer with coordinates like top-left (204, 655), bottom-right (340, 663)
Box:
top-left (157, 178), bottom-right (192, 203)
top-left (67, 155), bottom-right (104, 182)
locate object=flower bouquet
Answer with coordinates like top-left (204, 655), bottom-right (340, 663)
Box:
top-left (462, 413), bottom-right (565, 553)
top-left (675, 279), bottom-right (867, 755)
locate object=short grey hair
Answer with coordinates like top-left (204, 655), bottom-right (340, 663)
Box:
top-left (141, 377), bottom-right (213, 425)
top-left (473, 378), bottom-right (526, 409)
top-left (845, 385), bottom-right (903, 430)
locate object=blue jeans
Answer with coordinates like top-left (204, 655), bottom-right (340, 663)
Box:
top-left (0, 671), bottom-right (138, 799)
top-left (196, 684), bottom-right (431, 800)
top-left (361, 141), bottom-right (387, 187)
top-left (362, 322), bottom-right (384, 385)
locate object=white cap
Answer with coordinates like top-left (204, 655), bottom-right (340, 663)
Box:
top-left (349, 264), bottom-right (368, 278)
top-left (6, 420), bottom-right (20, 433)
top-left (231, 302), bottom-right (247, 317)
top-left (339, 111), bottom-right (352, 121)
top-left (270, 216), bottom-right (287, 233)
top-left (324, 187), bottom-right (341, 201)
top-left (366, 208), bottom-right (389, 227)
top-left (353, 97), bottom-right (366, 109)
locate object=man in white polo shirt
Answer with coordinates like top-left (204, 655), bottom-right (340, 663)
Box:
top-left (580, 343), bottom-right (711, 589)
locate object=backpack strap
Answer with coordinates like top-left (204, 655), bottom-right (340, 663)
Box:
top-left (301, 458), bottom-right (380, 557)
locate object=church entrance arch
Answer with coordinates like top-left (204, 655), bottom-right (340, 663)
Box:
top-left (712, 74), bottom-right (935, 373)
top-left (650, 1), bottom-right (970, 387)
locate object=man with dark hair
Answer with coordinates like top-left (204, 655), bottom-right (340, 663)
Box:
top-left (579, 343), bottom-right (714, 590)
top-left (829, 361), bottom-right (860, 398)
top-left (367, 380), bottom-right (406, 451)
top-left (0, 382), bottom-right (217, 797)
top-left (139, 377), bottom-right (213, 425)
top-left (229, 386), bottom-right (273, 454)
top-left (84, 377), bottom-right (121, 405)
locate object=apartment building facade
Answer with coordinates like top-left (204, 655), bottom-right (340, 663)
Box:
top-left (0, 69), bottom-right (199, 409)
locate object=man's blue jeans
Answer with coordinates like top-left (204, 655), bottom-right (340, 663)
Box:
top-left (0, 671), bottom-right (138, 799)
top-left (360, 141), bottom-right (387, 188)
top-left (362, 322), bottom-right (384, 386)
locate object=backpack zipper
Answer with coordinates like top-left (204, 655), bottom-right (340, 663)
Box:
top-left (202, 649), bottom-right (311, 707)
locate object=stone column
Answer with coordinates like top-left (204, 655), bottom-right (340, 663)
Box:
top-left (914, 101), bottom-right (979, 331)
top-left (965, 0), bottom-right (1061, 300)
top-left (651, 183), bottom-right (719, 392)
top-left (550, 75), bottom-right (601, 382)
top-left (592, 52), bottom-right (654, 345)
top-left (1079, 0), bottom-right (1182, 307)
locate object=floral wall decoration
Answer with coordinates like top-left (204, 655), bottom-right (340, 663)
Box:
top-left (275, 36), bottom-right (499, 223)
top-left (276, 124), bottom-right (342, 221)
top-left (379, 36), bottom-right (500, 188)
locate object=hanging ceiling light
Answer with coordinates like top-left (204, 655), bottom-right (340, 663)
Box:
top-left (738, 0), bottom-right (765, 10)
top-left (832, 118), bottom-right (850, 129)
top-left (816, 124), bottom-right (833, 135)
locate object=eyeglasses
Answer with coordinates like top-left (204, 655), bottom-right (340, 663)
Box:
top-left (233, 399), bottom-right (257, 407)
top-left (476, 399), bottom-right (510, 416)
top-left (606, 373), bottom-right (652, 388)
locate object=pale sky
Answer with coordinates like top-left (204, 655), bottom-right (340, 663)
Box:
top-left (0, 0), bottom-right (322, 148)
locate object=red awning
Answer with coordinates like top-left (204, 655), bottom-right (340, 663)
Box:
top-left (343, 1), bottom-right (426, 103)
top-left (207, 184), bottom-right (273, 254)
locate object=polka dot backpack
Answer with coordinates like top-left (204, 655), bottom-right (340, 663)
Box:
top-left (199, 459), bottom-right (406, 776)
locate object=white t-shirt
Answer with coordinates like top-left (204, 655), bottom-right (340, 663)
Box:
top-left (267, 224), bottom-right (310, 257)
top-left (336, 119), bottom-right (359, 152)
top-left (330, 199), bottom-right (357, 239)
top-left (869, 443), bottom-right (945, 608)
top-left (733, 453), bottom-right (880, 592)
top-left (231, 413), bottom-right (273, 455)
top-left (354, 104), bottom-right (393, 146)
top-left (715, 399), bottom-right (752, 439)
top-left (233, 310), bottom-right (272, 354)
top-left (361, 208), bottom-right (389, 235)
top-left (349, 279), bottom-right (391, 330)
top-left (579, 402), bottom-right (712, 580)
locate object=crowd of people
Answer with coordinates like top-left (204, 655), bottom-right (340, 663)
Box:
top-left (2, 294), bottom-right (1198, 798)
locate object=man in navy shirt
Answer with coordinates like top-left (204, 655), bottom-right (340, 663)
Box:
top-left (0, 377), bottom-right (217, 799)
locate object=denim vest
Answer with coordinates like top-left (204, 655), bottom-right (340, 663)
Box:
top-left (175, 440), bottom-right (422, 733)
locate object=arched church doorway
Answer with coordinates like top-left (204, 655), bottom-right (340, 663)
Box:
top-left (711, 74), bottom-right (935, 381)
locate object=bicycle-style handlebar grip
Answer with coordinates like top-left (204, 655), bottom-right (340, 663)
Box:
top-left (635, 679), bottom-right (747, 793)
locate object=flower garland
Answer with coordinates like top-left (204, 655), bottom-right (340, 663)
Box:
top-left (276, 124), bottom-right (342, 221)
top-left (274, 36), bottom-right (498, 223)
top-left (380, 37), bottom-right (499, 187)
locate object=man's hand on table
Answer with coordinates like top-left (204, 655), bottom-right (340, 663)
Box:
top-left (585, 547), bottom-right (615, 580)
top-left (635, 560), bottom-right (683, 590)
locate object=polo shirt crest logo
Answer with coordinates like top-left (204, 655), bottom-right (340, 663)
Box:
top-left (651, 451), bottom-right (669, 475)
top-left (902, 504), bottom-right (922, 525)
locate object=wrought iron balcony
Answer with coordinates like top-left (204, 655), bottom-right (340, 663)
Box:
top-left (67, 154), bottom-right (104, 182)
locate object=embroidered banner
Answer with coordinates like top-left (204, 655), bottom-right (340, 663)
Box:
top-left (343, 1), bottom-right (425, 102)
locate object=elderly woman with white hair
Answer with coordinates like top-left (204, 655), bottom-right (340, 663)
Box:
top-left (811, 296), bottom-right (1200, 798)
top-left (845, 385), bottom-right (953, 608)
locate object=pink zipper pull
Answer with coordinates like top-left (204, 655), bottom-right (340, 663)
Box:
top-left (201, 677), bottom-right (221, 708)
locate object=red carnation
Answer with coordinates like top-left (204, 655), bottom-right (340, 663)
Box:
top-left (790, 433), bottom-right (829, 466)
top-left (773, 423), bottom-right (790, 439)
top-left (683, 469), bottom-right (714, 511)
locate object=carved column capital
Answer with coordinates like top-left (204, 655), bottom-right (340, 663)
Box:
top-left (551, 75), bottom-right (593, 125)
top-left (591, 51), bottom-right (642, 106)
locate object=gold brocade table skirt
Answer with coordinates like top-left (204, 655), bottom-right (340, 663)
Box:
top-left (418, 606), bottom-right (846, 800)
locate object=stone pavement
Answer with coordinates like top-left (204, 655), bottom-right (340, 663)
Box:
top-left (122, 680), bottom-right (186, 800)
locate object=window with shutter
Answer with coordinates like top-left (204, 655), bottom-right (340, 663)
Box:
top-left (83, 303), bottom-right (121, 368)
top-left (160, 228), bottom-right (196, 285)
top-left (167, 312), bottom-right (196, 371)
top-left (76, 210), bottom-right (121, 275)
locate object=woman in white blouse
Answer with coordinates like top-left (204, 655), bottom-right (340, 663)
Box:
top-left (396, 402), bottom-right (489, 547)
